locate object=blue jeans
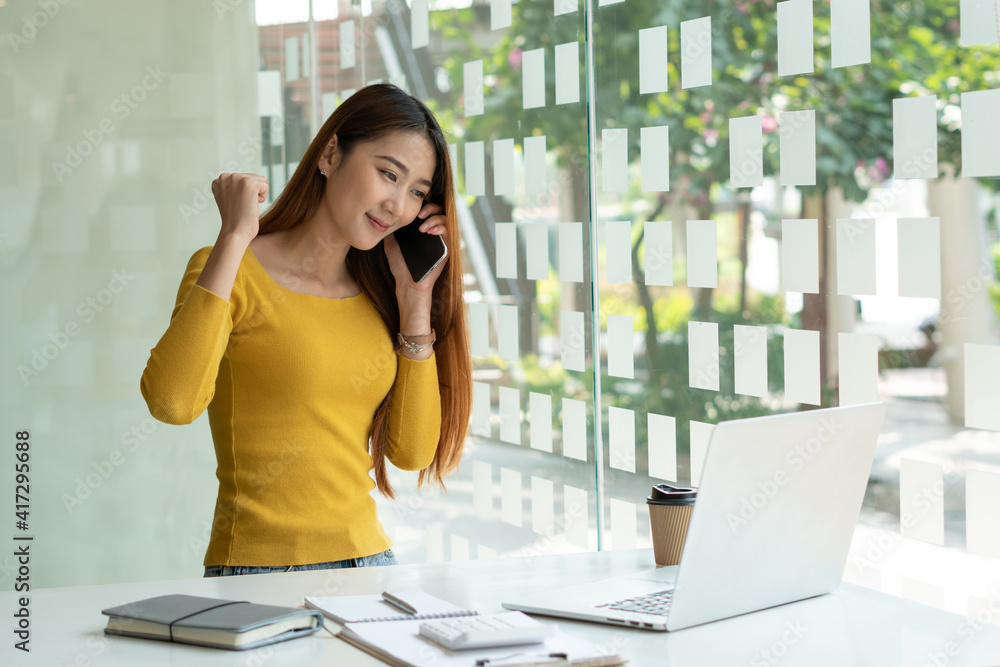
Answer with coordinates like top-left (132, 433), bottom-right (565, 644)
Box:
top-left (203, 548), bottom-right (397, 577)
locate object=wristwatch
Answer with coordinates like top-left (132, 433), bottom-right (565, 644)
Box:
top-left (397, 329), bottom-right (436, 354)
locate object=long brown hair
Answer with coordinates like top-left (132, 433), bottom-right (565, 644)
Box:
top-left (257, 84), bottom-right (471, 498)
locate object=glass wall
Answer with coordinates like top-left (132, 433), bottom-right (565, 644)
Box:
top-left (3, 0), bottom-right (1000, 618)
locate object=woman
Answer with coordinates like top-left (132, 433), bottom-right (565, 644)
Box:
top-left (140, 84), bottom-right (471, 576)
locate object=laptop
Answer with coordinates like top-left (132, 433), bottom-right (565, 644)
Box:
top-left (503, 402), bottom-right (886, 632)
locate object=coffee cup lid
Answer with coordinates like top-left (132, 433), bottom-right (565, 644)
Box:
top-left (647, 483), bottom-right (697, 505)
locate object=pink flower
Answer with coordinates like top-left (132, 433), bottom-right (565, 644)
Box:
top-left (508, 49), bottom-right (522, 68)
top-left (761, 114), bottom-right (778, 133)
top-left (875, 157), bottom-right (888, 177)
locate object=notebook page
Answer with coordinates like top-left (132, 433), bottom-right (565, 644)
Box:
top-left (305, 590), bottom-right (472, 624)
top-left (343, 619), bottom-right (623, 667)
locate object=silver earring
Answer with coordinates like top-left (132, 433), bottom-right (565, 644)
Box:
top-left (320, 168), bottom-right (327, 176)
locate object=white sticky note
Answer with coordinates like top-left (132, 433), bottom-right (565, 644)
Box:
top-left (831, 0), bottom-right (871, 67)
top-left (464, 60), bottom-right (484, 116)
top-left (321, 92), bottom-right (339, 120)
top-left (644, 220), bottom-right (673, 286)
top-left (730, 116), bottom-right (763, 188)
top-left (900, 459), bottom-right (944, 545)
top-left (734, 325), bottom-right (768, 398)
top-left (470, 302), bottom-right (489, 357)
top-left (641, 125), bottom-right (670, 192)
top-left (493, 138), bottom-right (515, 196)
top-left (599, 0), bottom-right (624, 5)
top-left (340, 20), bottom-right (356, 69)
top-left (530, 392), bottom-right (554, 453)
top-left (610, 499), bottom-right (638, 551)
top-left (605, 220), bottom-right (633, 285)
top-left (838, 333), bottom-right (879, 406)
top-left (562, 398), bottom-right (588, 461)
top-left (499, 386), bottom-right (521, 445)
top-left (564, 485), bottom-right (589, 548)
top-left (495, 222), bottom-right (517, 279)
top-left (689, 321), bottom-right (720, 391)
top-left (523, 48), bottom-right (546, 109)
top-left (559, 222), bottom-right (584, 283)
top-left (531, 476), bottom-right (555, 535)
top-left (648, 413), bottom-right (677, 481)
top-left (465, 141), bottom-right (485, 197)
top-left (301, 33), bottom-right (311, 78)
top-left (782, 219), bottom-right (819, 293)
top-left (779, 110), bottom-right (816, 186)
top-left (777, 0), bottom-right (814, 76)
top-left (602, 128), bottom-right (628, 193)
top-left (477, 544), bottom-right (497, 560)
top-left (555, 0), bottom-right (578, 15)
top-left (491, 0), bottom-right (512, 30)
top-left (962, 89), bottom-right (1000, 178)
top-left (524, 135), bottom-right (548, 195)
top-left (497, 304), bottom-right (519, 362)
top-left (448, 143), bottom-right (459, 188)
top-left (689, 421), bottom-right (714, 486)
top-left (967, 469), bottom-right (1000, 557)
top-left (525, 222), bottom-right (549, 281)
top-left (639, 26), bottom-right (669, 95)
top-left (681, 17), bottom-right (712, 89)
top-left (561, 310), bottom-right (586, 372)
top-left (893, 96), bottom-right (938, 179)
top-left (473, 461), bottom-right (493, 518)
top-left (501, 467), bottom-right (523, 527)
top-left (965, 343), bottom-right (1000, 431)
top-left (686, 220), bottom-right (718, 288)
top-left (555, 42), bottom-right (580, 105)
top-left (472, 381), bottom-right (491, 437)
top-left (450, 534), bottom-right (470, 561)
top-left (961, 0), bottom-right (1000, 47)
top-left (609, 407), bottom-right (636, 473)
top-left (285, 35), bottom-right (300, 82)
top-left (784, 329), bottom-right (821, 405)
top-left (109, 206), bottom-right (156, 251)
top-left (411, 0), bottom-right (429, 49)
top-left (425, 524), bottom-right (444, 562)
top-left (257, 71), bottom-right (282, 117)
top-left (607, 315), bottom-right (634, 379)
top-left (898, 217), bottom-right (941, 299)
top-left (837, 218), bottom-right (877, 296)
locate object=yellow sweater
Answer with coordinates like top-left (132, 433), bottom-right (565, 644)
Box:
top-left (140, 246), bottom-right (442, 567)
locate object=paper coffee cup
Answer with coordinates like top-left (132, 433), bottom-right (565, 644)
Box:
top-left (647, 484), bottom-right (697, 566)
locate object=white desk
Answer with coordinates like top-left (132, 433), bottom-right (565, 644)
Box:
top-left (5, 549), bottom-right (1000, 666)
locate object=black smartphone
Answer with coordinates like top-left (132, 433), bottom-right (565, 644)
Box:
top-left (393, 220), bottom-right (448, 283)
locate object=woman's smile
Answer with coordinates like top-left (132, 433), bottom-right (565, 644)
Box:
top-left (366, 212), bottom-right (389, 233)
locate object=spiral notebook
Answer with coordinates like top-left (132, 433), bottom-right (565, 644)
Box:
top-left (305, 591), bottom-right (623, 667)
top-left (304, 590), bottom-right (478, 624)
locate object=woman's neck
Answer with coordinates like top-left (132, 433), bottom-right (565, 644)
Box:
top-left (261, 219), bottom-right (357, 296)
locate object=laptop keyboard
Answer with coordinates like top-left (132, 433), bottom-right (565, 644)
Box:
top-left (595, 589), bottom-right (674, 616)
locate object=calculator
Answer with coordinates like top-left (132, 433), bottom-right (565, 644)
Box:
top-left (418, 611), bottom-right (553, 650)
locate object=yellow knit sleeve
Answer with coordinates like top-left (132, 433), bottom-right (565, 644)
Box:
top-left (386, 354), bottom-right (442, 471)
top-left (140, 247), bottom-right (243, 425)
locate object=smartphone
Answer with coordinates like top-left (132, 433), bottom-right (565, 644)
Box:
top-left (393, 221), bottom-right (448, 283)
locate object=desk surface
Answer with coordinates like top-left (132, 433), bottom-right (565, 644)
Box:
top-left (5, 549), bottom-right (1000, 666)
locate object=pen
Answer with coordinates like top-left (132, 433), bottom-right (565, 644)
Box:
top-left (381, 591), bottom-right (418, 615)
